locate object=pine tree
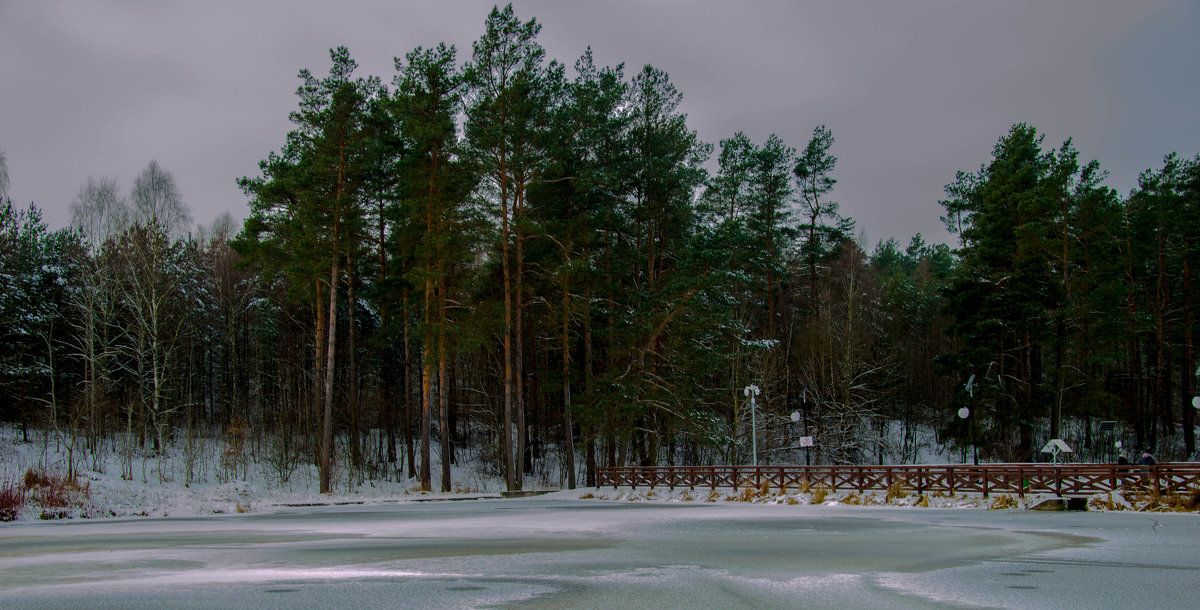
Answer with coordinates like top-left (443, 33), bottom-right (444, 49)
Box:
top-left (463, 4), bottom-right (553, 490)
top-left (238, 46), bottom-right (378, 493)
top-left (939, 124), bottom-right (1067, 460)
top-left (794, 125), bottom-right (849, 323)
top-left (395, 42), bottom-right (476, 492)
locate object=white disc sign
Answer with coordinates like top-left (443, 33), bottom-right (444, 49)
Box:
top-left (958, 407), bottom-right (970, 419)
top-left (1193, 396), bottom-right (1200, 409)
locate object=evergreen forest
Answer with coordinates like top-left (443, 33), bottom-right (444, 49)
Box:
top-left (3, 5), bottom-right (1199, 493)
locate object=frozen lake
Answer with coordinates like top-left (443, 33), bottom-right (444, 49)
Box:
top-left (2, 495), bottom-right (1198, 608)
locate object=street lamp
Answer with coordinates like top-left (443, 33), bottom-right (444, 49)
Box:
top-left (961, 374), bottom-right (978, 465)
top-left (1193, 366), bottom-right (1200, 412)
top-left (745, 384), bottom-right (760, 466)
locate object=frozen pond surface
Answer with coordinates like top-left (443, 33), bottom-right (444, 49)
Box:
top-left (2, 494), bottom-right (1198, 608)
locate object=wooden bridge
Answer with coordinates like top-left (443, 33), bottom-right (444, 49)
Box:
top-left (596, 463), bottom-right (1200, 498)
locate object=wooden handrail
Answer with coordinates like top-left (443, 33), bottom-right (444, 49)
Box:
top-left (595, 463), bottom-right (1200, 498)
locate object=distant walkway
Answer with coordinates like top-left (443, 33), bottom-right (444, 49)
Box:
top-left (597, 463), bottom-right (1200, 498)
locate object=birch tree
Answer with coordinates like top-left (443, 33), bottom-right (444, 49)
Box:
top-left (115, 161), bottom-right (193, 481)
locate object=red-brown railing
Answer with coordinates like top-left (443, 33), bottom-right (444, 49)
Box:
top-left (595, 463), bottom-right (1200, 498)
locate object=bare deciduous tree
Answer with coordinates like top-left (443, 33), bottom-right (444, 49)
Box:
top-left (71, 177), bottom-right (128, 248)
top-left (115, 162), bottom-right (195, 481)
top-left (67, 177), bottom-right (128, 468)
top-left (0, 148), bottom-right (10, 199)
top-left (131, 160), bottom-right (190, 236)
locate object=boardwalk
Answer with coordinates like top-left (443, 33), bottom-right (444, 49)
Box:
top-left (596, 463), bottom-right (1200, 498)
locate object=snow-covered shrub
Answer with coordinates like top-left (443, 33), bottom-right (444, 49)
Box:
top-left (265, 429), bottom-right (303, 487)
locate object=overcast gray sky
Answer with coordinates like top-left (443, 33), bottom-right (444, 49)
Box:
top-left (2, 0), bottom-right (1197, 247)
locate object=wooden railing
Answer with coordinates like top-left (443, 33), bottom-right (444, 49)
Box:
top-left (595, 463), bottom-right (1200, 498)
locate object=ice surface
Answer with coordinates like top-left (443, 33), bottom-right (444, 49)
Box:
top-left (3, 497), bottom-right (1199, 608)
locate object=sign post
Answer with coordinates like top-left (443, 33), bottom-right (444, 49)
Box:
top-left (1041, 439), bottom-right (1073, 465)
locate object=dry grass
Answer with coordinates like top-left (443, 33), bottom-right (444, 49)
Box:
top-left (578, 492), bottom-right (596, 500)
top-left (1131, 489), bottom-right (1200, 513)
top-left (706, 489), bottom-right (720, 502)
top-left (729, 486), bottom-right (756, 502)
top-left (17, 468), bottom-right (92, 520)
top-left (989, 495), bottom-right (1018, 510)
top-left (885, 482), bottom-right (911, 503)
top-left (0, 479), bottom-right (25, 522)
top-left (1169, 490), bottom-right (1200, 511)
top-left (23, 468), bottom-right (52, 488)
top-left (811, 486), bottom-right (829, 504)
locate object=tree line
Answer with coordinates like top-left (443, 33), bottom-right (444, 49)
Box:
top-left (2, 5), bottom-right (1197, 493)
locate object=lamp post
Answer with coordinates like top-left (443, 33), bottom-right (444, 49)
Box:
top-left (1194, 366), bottom-right (1200, 412)
top-left (745, 384), bottom-right (760, 466)
top-left (961, 374), bottom-right (978, 465)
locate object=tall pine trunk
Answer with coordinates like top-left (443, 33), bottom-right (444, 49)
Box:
top-left (1184, 249), bottom-right (1196, 456)
top-left (439, 274), bottom-right (451, 492)
top-left (562, 263), bottom-right (576, 489)
top-left (584, 277), bottom-right (596, 487)
top-left (348, 254), bottom-right (361, 470)
top-left (501, 184), bottom-right (516, 491)
top-left (320, 254), bottom-right (339, 494)
top-left (515, 192), bottom-right (527, 488)
top-left (403, 289), bottom-right (416, 479)
top-left (314, 279), bottom-right (328, 467)
top-left (420, 273), bottom-right (434, 491)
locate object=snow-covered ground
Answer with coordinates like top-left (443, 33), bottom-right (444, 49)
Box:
top-left (0, 426), bottom-right (510, 522)
top-left (0, 425), bottom-right (1187, 522)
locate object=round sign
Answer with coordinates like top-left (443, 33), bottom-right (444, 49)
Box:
top-left (1192, 396), bottom-right (1200, 409)
top-left (790, 410), bottom-right (801, 423)
top-left (957, 407), bottom-right (970, 419)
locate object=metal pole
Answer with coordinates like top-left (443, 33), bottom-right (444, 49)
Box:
top-left (970, 406), bottom-right (978, 465)
top-left (966, 375), bottom-right (978, 465)
top-left (745, 385), bottom-right (760, 467)
top-left (751, 391), bottom-right (758, 467)
top-left (803, 389), bottom-right (810, 466)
